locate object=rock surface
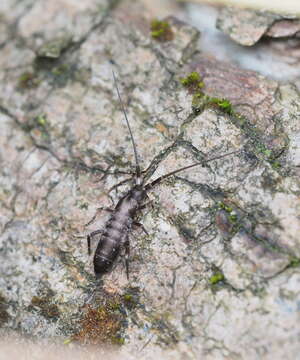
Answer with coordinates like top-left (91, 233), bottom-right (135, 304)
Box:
top-left (0, 1), bottom-right (300, 359)
top-left (217, 7), bottom-right (300, 46)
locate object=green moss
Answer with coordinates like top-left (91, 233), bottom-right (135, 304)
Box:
top-left (218, 202), bottom-right (238, 225)
top-left (191, 93), bottom-right (207, 113)
top-left (111, 336), bottom-right (125, 345)
top-left (219, 202), bottom-right (233, 213)
top-left (18, 72), bottom-right (40, 89)
top-left (181, 73), bottom-right (234, 117)
top-left (229, 214), bottom-right (238, 223)
top-left (181, 72), bottom-right (204, 93)
top-left (123, 294), bottom-right (133, 302)
top-left (209, 272), bottom-right (225, 285)
top-left (22, 114), bottom-right (49, 134)
top-left (271, 160), bottom-right (281, 170)
top-left (63, 338), bottom-right (72, 345)
top-left (256, 143), bottom-right (273, 159)
top-left (36, 114), bottom-right (47, 127)
top-left (122, 286), bottom-right (140, 310)
top-left (209, 97), bottom-right (233, 115)
top-left (289, 257), bottom-right (300, 268)
top-left (192, 92), bottom-right (204, 102)
top-left (150, 19), bottom-right (174, 42)
top-left (181, 71), bottom-right (201, 86)
top-left (181, 72), bottom-right (286, 176)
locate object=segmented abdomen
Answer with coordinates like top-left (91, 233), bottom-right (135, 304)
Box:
top-left (92, 186), bottom-right (145, 277)
top-left (93, 207), bottom-right (133, 276)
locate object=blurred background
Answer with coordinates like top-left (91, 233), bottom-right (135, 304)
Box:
top-left (140, 0), bottom-right (300, 83)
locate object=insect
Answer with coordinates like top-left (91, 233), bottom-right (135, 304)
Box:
top-left (87, 70), bottom-right (240, 279)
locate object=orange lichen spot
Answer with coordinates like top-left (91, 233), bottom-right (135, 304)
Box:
top-left (155, 122), bottom-right (168, 135)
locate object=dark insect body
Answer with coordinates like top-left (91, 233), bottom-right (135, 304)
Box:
top-left (87, 70), bottom-right (239, 279)
top-left (87, 184), bottom-right (146, 278)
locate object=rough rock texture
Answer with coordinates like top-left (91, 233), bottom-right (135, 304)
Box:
top-left (217, 7), bottom-right (300, 46)
top-left (0, 1), bottom-right (300, 359)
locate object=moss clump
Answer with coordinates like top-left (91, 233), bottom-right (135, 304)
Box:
top-left (228, 213), bottom-right (238, 222)
top-left (150, 19), bottom-right (174, 42)
top-left (73, 289), bottom-right (140, 346)
top-left (219, 202), bottom-right (238, 224)
top-left (17, 72), bottom-right (40, 89)
top-left (192, 94), bottom-right (233, 115)
top-left (209, 271), bottom-right (225, 285)
top-left (289, 257), bottom-right (300, 268)
top-left (22, 114), bottom-right (48, 133)
top-left (30, 295), bottom-right (60, 320)
top-left (192, 95), bottom-right (233, 115)
top-left (209, 97), bottom-right (233, 115)
top-left (181, 72), bottom-right (234, 116)
top-left (123, 294), bottom-right (133, 302)
top-left (181, 71), bottom-right (204, 93)
top-left (28, 114), bottom-right (50, 141)
top-left (219, 202), bottom-right (233, 213)
top-left (271, 160), bottom-right (281, 170)
top-left (73, 303), bottom-right (124, 346)
top-left (35, 114), bottom-right (47, 127)
top-left (257, 144), bottom-right (272, 158)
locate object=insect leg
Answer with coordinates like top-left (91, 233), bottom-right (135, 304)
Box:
top-left (107, 167), bottom-right (152, 194)
top-left (85, 207), bottom-right (113, 227)
top-left (124, 237), bottom-right (130, 280)
top-left (133, 221), bottom-right (149, 235)
top-left (145, 150), bottom-right (241, 191)
top-left (87, 230), bottom-right (102, 256)
top-left (107, 177), bottom-right (133, 193)
top-left (87, 235), bottom-right (92, 256)
top-left (131, 200), bottom-right (154, 235)
top-left (138, 200), bottom-right (153, 211)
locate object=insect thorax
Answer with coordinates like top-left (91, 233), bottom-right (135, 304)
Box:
top-left (129, 185), bottom-right (146, 203)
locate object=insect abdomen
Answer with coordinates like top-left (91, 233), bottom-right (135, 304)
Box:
top-left (91, 187), bottom-right (144, 277)
top-left (93, 232), bottom-right (121, 276)
top-left (93, 207), bottom-right (133, 276)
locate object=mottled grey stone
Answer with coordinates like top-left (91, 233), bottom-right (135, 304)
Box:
top-left (0, 1), bottom-right (300, 359)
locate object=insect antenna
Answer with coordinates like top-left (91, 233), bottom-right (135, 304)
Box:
top-left (112, 70), bottom-right (141, 183)
top-left (145, 149), bottom-right (241, 191)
